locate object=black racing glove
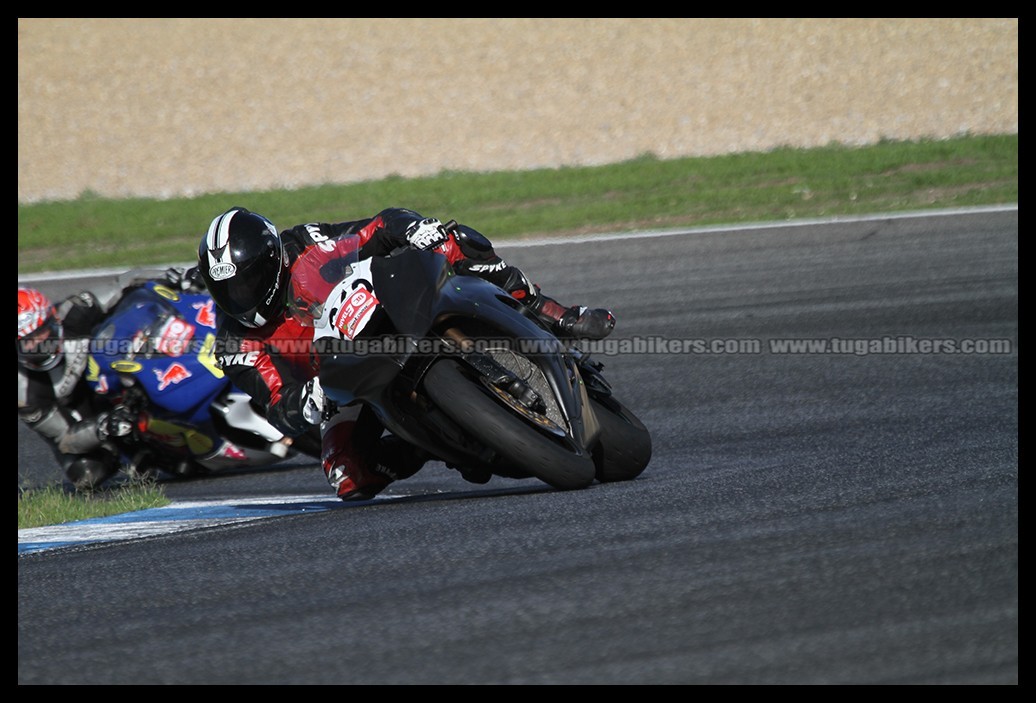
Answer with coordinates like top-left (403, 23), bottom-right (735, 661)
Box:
top-left (404, 218), bottom-right (449, 251)
top-left (556, 306), bottom-right (617, 340)
top-left (163, 265), bottom-right (206, 292)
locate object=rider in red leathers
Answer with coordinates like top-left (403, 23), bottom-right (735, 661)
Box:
top-left (198, 206), bottom-right (615, 501)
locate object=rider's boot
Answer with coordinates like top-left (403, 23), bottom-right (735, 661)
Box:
top-left (483, 264), bottom-right (616, 341)
top-left (323, 412), bottom-right (428, 501)
top-left (372, 435), bottom-right (429, 483)
top-left (530, 294), bottom-right (616, 340)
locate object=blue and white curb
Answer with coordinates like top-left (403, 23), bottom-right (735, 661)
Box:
top-left (18, 494), bottom-right (401, 556)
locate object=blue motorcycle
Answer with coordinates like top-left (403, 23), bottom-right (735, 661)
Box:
top-left (85, 280), bottom-right (319, 478)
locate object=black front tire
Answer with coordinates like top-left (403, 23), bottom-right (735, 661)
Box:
top-left (589, 396), bottom-right (652, 482)
top-left (423, 359), bottom-right (595, 490)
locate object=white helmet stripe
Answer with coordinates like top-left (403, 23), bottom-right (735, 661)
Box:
top-left (205, 209), bottom-right (237, 269)
top-left (204, 210), bottom-right (241, 281)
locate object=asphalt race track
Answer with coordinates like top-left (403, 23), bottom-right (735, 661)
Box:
top-left (18, 208), bottom-right (1018, 684)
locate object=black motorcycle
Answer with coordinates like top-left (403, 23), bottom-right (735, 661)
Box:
top-left (288, 230), bottom-right (651, 490)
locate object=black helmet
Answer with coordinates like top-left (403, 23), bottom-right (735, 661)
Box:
top-left (198, 207), bottom-right (289, 328)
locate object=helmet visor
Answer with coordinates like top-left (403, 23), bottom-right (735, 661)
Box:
top-left (219, 253), bottom-right (284, 328)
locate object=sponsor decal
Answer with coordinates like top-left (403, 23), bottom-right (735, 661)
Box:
top-left (154, 361), bottom-right (192, 390)
top-left (217, 350), bottom-right (261, 368)
top-left (468, 261), bottom-right (507, 273)
top-left (86, 355), bottom-right (100, 382)
top-left (111, 360), bottom-right (143, 373)
top-left (333, 286), bottom-right (380, 340)
top-left (205, 211), bottom-right (241, 280)
top-left (153, 284), bottom-right (180, 301)
top-left (197, 333), bottom-right (225, 379)
top-left (208, 262), bottom-right (236, 281)
top-left (304, 224), bottom-right (338, 252)
top-left (154, 317), bottom-right (195, 357)
top-left (193, 299), bottom-right (218, 329)
top-left (221, 444), bottom-right (248, 460)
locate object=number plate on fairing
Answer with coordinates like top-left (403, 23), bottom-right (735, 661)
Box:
top-left (313, 259), bottom-right (380, 342)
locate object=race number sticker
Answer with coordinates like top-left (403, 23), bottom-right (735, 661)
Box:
top-left (333, 285), bottom-right (379, 340)
top-left (154, 317), bottom-right (195, 357)
top-left (313, 258), bottom-right (381, 342)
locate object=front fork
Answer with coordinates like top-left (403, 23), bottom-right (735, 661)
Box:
top-left (440, 327), bottom-right (546, 412)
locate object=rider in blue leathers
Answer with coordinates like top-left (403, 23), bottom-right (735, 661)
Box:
top-left (17, 268), bottom-right (203, 490)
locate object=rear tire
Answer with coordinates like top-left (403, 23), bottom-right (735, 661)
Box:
top-left (589, 396), bottom-right (652, 482)
top-left (423, 359), bottom-right (595, 490)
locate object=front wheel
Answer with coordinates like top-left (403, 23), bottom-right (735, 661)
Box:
top-left (423, 359), bottom-right (595, 490)
top-left (589, 396), bottom-right (652, 482)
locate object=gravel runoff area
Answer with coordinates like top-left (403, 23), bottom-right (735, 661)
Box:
top-left (18, 18), bottom-right (1018, 204)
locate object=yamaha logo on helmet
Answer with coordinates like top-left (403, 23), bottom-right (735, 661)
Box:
top-left (208, 262), bottom-right (237, 281)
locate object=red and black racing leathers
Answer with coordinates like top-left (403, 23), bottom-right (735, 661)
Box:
top-left (211, 208), bottom-right (554, 500)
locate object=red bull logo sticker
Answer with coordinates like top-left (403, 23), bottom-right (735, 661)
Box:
top-left (154, 361), bottom-right (192, 390)
top-left (192, 299), bottom-right (217, 329)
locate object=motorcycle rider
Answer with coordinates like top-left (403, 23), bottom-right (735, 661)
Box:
top-left (17, 268), bottom-right (204, 491)
top-left (198, 206), bottom-right (616, 501)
